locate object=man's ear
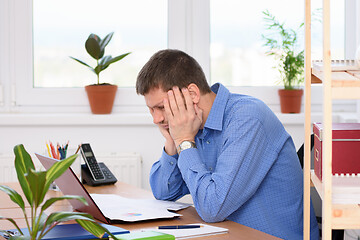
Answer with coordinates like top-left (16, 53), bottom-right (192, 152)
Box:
top-left (187, 83), bottom-right (200, 104)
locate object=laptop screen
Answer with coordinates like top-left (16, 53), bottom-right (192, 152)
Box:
top-left (35, 153), bottom-right (108, 223)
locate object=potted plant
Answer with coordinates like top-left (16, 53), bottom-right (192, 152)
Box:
top-left (70, 32), bottom-right (131, 114)
top-left (0, 144), bottom-right (119, 240)
top-left (262, 10), bottom-right (304, 113)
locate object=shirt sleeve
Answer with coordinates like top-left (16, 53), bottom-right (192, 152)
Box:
top-left (149, 148), bottom-right (190, 201)
top-left (177, 116), bottom-right (278, 222)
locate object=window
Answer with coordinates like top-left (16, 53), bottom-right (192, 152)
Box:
top-left (0, 0), bottom-right (355, 113)
top-left (7, 0), bottom-right (167, 111)
top-left (210, 0), bottom-right (345, 87)
top-left (33, 0), bottom-right (167, 88)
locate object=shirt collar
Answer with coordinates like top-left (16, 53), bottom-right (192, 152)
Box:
top-left (203, 83), bottom-right (230, 131)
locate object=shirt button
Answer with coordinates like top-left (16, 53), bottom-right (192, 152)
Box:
top-left (206, 141), bottom-right (210, 144)
top-left (209, 167), bottom-right (213, 171)
top-left (168, 182), bottom-right (170, 185)
top-left (170, 161), bottom-right (174, 165)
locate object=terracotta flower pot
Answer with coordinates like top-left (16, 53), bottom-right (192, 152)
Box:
top-left (278, 89), bottom-right (303, 113)
top-left (85, 84), bottom-right (118, 114)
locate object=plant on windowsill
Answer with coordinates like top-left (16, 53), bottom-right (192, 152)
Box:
top-left (0, 144), bottom-right (119, 240)
top-left (70, 32), bottom-right (131, 114)
top-left (262, 10), bottom-right (304, 113)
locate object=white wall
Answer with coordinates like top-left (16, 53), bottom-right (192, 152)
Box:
top-left (0, 112), bottom-right (336, 190)
top-left (0, 114), bottom-right (162, 190)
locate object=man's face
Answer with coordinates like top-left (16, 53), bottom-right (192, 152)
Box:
top-left (144, 88), bottom-right (169, 129)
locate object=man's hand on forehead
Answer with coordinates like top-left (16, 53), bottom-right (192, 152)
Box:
top-left (163, 86), bottom-right (202, 147)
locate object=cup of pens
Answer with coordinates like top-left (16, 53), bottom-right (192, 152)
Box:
top-left (46, 141), bottom-right (82, 189)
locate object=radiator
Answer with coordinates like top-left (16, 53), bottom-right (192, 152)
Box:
top-left (0, 152), bottom-right (142, 188)
top-left (95, 152), bottom-right (142, 188)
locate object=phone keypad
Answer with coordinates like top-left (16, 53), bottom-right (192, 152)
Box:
top-left (87, 157), bottom-right (105, 180)
top-left (102, 169), bottom-right (113, 179)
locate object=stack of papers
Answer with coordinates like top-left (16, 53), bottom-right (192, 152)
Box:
top-left (311, 171), bottom-right (360, 204)
top-left (141, 224), bottom-right (228, 239)
top-left (112, 231), bottom-right (175, 240)
top-left (90, 194), bottom-right (192, 222)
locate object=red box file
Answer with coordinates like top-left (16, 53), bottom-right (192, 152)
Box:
top-left (313, 122), bottom-right (360, 180)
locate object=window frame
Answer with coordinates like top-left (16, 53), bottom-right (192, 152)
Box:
top-left (5, 0), bottom-right (173, 113)
top-left (0, 0), bottom-right (357, 114)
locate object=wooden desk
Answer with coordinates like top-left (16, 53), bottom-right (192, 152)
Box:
top-left (0, 182), bottom-right (280, 240)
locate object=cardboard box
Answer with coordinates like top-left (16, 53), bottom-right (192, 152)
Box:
top-left (313, 123), bottom-right (360, 180)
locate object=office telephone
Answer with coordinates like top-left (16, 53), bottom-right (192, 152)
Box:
top-left (80, 143), bottom-right (117, 186)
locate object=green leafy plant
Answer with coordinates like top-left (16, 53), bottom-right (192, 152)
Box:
top-left (70, 32), bottom-right (131, 85)
top-left (262, 10), bottom-right (304, 90)
top-left (0, 144), bottom-right (118, 240)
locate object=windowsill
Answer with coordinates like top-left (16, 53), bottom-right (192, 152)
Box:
top-left (0, 112), bottom-right (357, 126)
top-left (0, 113), bottom-right (153, 126)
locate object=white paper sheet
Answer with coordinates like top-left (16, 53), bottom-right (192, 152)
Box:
top-left (90, 194), bottom-right (191, 222)
top-left (140, 223), bottom-right (228, 239)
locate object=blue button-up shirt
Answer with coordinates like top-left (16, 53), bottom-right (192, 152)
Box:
top-left (150, 83), bottom-right (319, 240)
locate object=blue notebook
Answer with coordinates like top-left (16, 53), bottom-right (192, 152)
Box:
top-left (2, 223), bottom-right (129, 240)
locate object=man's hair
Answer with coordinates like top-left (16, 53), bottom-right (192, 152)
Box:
top-left (136, 49), bottom-right (211, 95)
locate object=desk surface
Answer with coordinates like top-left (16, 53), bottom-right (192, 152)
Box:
top-left (0, 182), bottom-right (280, 240)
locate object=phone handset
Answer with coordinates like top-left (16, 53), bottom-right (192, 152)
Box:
top-left (80, 143), bottom-right (105, 181)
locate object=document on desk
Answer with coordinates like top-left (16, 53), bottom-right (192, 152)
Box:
top-left (90, 194), bottom-right (192, 222)
top-left (144, 223), bottom-right (228, 239)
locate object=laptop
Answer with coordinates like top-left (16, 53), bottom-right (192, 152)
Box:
top-left (36, 153), bottom-right (185, 223)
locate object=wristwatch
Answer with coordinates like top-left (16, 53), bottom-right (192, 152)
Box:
top-left (177, 141), bottom-right (197, 154)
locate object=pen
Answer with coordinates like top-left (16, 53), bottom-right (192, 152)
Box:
top-left (58, 146), bottom-right (64, 160)
top-left (75, 144), bottom-right (81, 154)
top-left (56, 143), bottom-right (60, 160)
top-left (49, 141), bottom-right (57, 159)
top-left (158, 225), bottom-right (202, 229)
top-left (46, 142), bottom-right (51, 158)
top-left (64, 141), bottom-right (69, 158)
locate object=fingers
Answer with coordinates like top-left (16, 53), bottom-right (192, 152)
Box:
top-left (168, 86), bottom-right (195, 113)
top-left (164, 86), bottom-right (196, 121)
top-left (163, 97), bottom-right (173, 121)
top-left (182, 88), bottom-right (195, 115)
top-left (167, 88), bottom-right (180, 117)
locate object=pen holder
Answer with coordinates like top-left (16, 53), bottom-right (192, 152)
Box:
top-left (47, 146), bottom-right (82, 190)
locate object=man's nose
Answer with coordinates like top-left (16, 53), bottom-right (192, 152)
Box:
top-left (152, 109), bottom-right (164, 124)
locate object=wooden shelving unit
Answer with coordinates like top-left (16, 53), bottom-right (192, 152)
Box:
top-left (303, 0), bottom-right (360, 239)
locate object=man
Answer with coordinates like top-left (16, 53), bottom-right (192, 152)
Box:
top-left (136, 49), bottom-right (319, 240)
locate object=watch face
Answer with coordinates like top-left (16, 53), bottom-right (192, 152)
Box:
top-left (178, 141), bottom-right (196, 154)
top-left (182, 141), bottom-right (192, 149)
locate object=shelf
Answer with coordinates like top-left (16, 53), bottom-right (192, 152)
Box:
top-left (311, 170), bottom-right (360, 204)
top-left (312, 69), bottom-right (360, 87)
top-left (311, 64), bottom-right (360, 99)
top-left (332, 87), bottom-right (360, 99)
top-left (304, 1), bottom-right (360, 237)
top-left (332, 204), bottom-right (360, 229)
top-left (0, 113), bottom-right (153, 126)
top-left (311, 171), bottom-right (360, 229)
top-left (311, 60), bottom-right (360, 97)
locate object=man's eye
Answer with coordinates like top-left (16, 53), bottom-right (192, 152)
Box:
top-left (157, 106), bottom-right (164, 110)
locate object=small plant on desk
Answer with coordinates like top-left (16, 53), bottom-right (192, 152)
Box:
top-left (0, 144), bottom-right (118, 240)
